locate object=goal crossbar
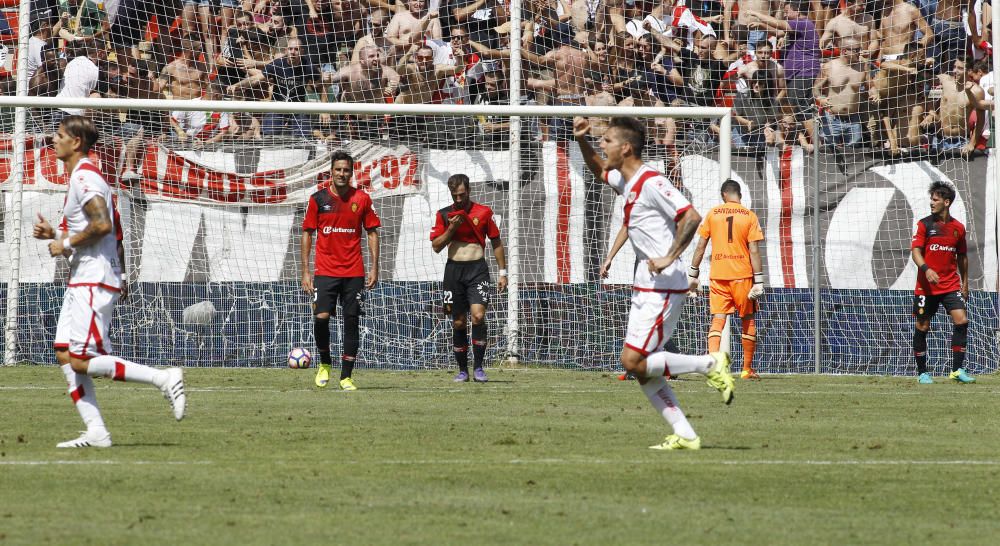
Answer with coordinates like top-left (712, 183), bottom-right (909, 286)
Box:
top-left (0, 97), bottom-right (732, 120)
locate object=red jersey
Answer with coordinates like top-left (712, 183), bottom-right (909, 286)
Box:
top-left (911, 214), bottom-right (966, 296)
top-left (303, 187), bottom-right (381, 277)
top-left (429, 202), bottom-right (500, 247)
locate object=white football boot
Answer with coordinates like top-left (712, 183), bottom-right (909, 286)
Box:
top-left (57, 429), bottom-right (112, 448)
top-left (160, 368), bottom-right (187, 421)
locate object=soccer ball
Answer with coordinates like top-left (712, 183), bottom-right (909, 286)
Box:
top-left (288, 348), bottom-right (312, 369)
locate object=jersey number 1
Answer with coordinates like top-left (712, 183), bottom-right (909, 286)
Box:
top-left (725, 215), bottom-right (734, 243)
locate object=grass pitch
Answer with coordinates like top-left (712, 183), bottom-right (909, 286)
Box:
top-left (2, 367), bottom-right (999, 545)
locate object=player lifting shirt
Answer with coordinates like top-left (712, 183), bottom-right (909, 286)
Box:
top-left (430, 174), bottom-right (508, 383)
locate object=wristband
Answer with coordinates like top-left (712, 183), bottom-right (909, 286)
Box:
top-left (498, 269), bottom-right (508, 277)
top-left (919, 264), bottom-right (929, 273)
top-left (688, 266), bottom-right (700, 278)
top-left (62, 237), bottom-right (74, 251)
top-left (753, 272), bottom-right (764, 284)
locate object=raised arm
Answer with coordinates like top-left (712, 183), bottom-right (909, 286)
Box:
top-left (572, 117), bottom-right (608, 179)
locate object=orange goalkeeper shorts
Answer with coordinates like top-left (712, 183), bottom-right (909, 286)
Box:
top-left (709, 278), bottom-right (756, 317)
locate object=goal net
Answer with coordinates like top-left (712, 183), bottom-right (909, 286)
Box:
top-left (1, 0), bottom-right (996, 374)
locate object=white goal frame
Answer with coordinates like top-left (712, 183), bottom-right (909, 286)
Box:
top-left (0, 94), bottom-right (733, 366)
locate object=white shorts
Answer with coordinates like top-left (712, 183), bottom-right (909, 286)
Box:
top-left (171, 98), bottom-right (206, 137)
top-left (54, 285), bottom-right (120, 360)
top-left (624, 289), bottom-right (686, 356)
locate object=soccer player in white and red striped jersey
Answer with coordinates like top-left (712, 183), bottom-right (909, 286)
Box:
top-left (33, 115), bottom-right (186, 449)
top-left (574, 116), bottom-right (735, 451)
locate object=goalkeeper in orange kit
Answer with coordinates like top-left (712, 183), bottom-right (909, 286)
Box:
top-left (688, 180), bottom-right (765, 379)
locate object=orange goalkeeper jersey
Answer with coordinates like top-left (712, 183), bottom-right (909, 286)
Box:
top-left (698, 202), bottom-right (764, 280)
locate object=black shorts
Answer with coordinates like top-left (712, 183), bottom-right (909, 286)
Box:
top-left (443, 259), bottom-right (492, 317)
top-left (913, 291), bottom-right (966, 319)
top-left (313, 276), bottom-right (365, 317)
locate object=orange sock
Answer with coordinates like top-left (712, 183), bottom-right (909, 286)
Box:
top-left (741, 318), bottom-right (757, 370)
top-left (707, 316), bottom-right (726, 353)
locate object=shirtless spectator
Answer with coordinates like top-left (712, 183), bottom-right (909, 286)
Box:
top-left (386, 0), bottom-right (443, 59)
top-left (814, 39), bottom-right (867, 148)
top-left (722, 0), bottom-right (776, 53)
top-left (328, 45), bottom-right (401, 102)
top-left (326, 45), bottom-right (401, 139)
top-left (745, 1), bottom-right (820, 145)
top-left (818, 0), bottom-right (879, 56)
top-left (158, 37), bottom-right (209, 144)
top-left (158, 36), bottom-right (208, 101)
top-left (930, 0), bottom-right (968, 75)
top-left (879, 0), bottom-right (932, 66)
top-left (871, 44), bottom-right (926, 154)
top-left (542, 34), bottom-right (599, 139)
top-left (927, 58), bottom-right (985, 155)
top-left (395, 44), bottom-right (447, 104)
top-left (353, 9), bottom-right (392, 65)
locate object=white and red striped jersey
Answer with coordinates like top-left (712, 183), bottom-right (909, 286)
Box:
top-left (605, 164), bottom-right (693, 290)
top-left (59, 158), bottom-right (121, 291)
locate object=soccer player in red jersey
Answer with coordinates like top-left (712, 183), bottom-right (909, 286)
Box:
top-left (33, 115), bottom-right (186, 448)
top-left (911, 181), bottom-right (974, 384)
top-left (302, 151), bottom-right (381, 391)
top-left (430, 174), bottom-right (508, 383)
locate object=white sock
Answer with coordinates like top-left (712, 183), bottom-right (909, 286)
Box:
top-left (62, 364), bottom-right (107, 434)
top-left (640, 377), bottom-right (696, 440)
top-left (648, 351), bottom-right (714, 375)
top-left (643, 356), bottom-right (666, 378)
top-left (87, 355), bottom-right (165, 386)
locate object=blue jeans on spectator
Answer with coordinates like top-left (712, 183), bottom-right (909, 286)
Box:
top-left (933, 135), bottom-right (967, 152)
top-left (820, 112), bottom-right (862, 149)
top-left (746, 30), bottom-right (767, 52)
top-left (263, 113), bottom-right (312, 139)
top-left (930, 19), bottom-right (967, 74)
top-left (915, 0), bottom-right (938, 21)
top-left (732, 126), bottom-right (765, 149)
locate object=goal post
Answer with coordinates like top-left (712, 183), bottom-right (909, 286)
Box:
top-left (0, 98), bottom-right (733, 368)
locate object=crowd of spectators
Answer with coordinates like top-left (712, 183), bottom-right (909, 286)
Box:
top-left (16, 0), bottom-right (997, 158)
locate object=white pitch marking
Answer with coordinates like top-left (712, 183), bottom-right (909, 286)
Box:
top-left (0, 460), bottom-right (214, 466)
